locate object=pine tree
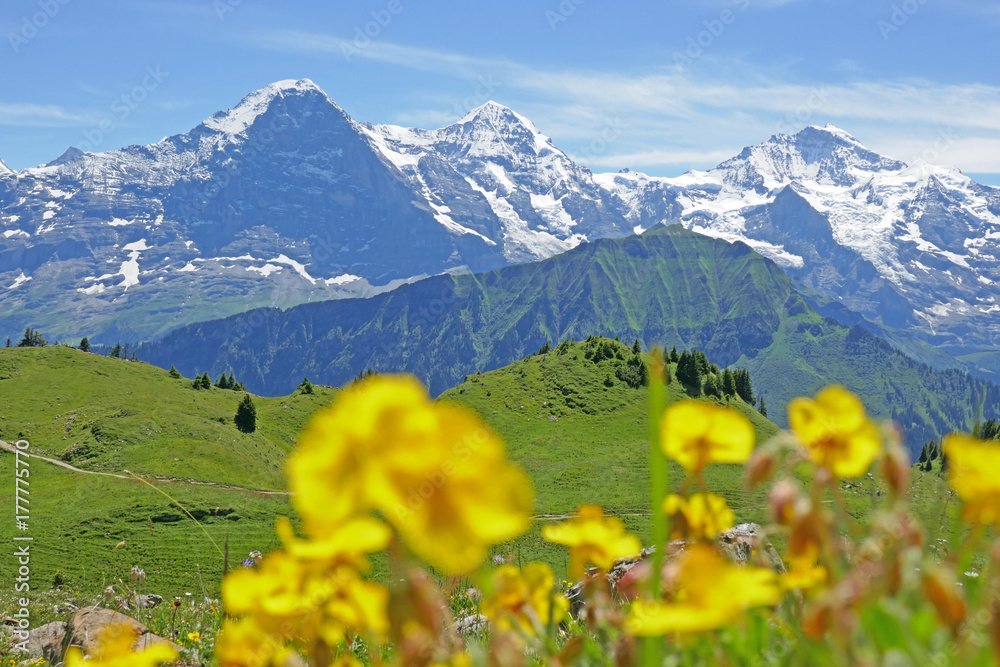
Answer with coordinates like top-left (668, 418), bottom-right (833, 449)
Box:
top-left (695, 350), bottom-right (710, 375)
top-left (109, 342), bottom-right (122, 359)
top-left (234, 394), bottom-right (257, 434)
top-left (228, 372), bottom-right (236, 389)
top-left (917, 442), bottom-right (929, 465)
top-left (17, 327), bottom-right (46, 347)
top-left (632, 339), bottom-right (642, 355)
top-left (669, 346), bottom-right (679, 363)
top-left (676, 351), bottom-right (702, 395)
top-left (5, 338), bottom-right (12, 348)
top-left (298, 377), bottom-right (314, 394)
top-left (79, 337), bottom-right (90, 353)
top-left (703, 374), bottom-right (721, 398)
top-left (169, 365), bottom-right (182, 379)
top-left (722, 368), bottom-right (736, 397)
top-left (216, 372), bottom-right (230, 389)
top-left (537, 342), bottom-right (551, 355)
top-left (757, 395), bottom-right (768, 418)
top-left (734, 369), bottom-right (755, 404)
top-left (199, 372), bottom-right (212, 390)
top-left (664, 365), bottom-right (672, 385)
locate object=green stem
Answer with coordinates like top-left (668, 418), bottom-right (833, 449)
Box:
top-left (649, 356), bottom-right (668, 599)
top-left (643, 354), bottom-right (669, 667)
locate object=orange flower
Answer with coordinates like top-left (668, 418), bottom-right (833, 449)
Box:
top-left (661, 401), bottom-right (754, 474)
top-left (788, 386), bottom-right (881, 478)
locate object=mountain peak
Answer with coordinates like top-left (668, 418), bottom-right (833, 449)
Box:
top-left (45, 146), bottom-right (85, 167)
top-left (714, 124), bottom-right (907, 190)
top-left (200, 78), bottom-right (341, 136)
top-left (0, 157), bottom-right (11, 174)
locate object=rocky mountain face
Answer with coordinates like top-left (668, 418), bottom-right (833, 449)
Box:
top-left (139, 226), bottom-right (1000, 450)
top-left (598, 126), bottom-right (1000, 354)
top-left (3, 79), bottom-right (1000, 356)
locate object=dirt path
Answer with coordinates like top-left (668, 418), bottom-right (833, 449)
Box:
top-left (0, 439), bottom-right (291, 496)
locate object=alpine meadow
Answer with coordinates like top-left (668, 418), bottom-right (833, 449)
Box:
top-left (3, 2), bottom-right (1000, 666)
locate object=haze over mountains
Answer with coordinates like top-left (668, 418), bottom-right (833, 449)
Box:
top-left (2, 78), bottom-right (1000, 364)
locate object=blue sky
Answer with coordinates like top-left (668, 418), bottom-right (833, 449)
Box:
top-left (2, 0), bottom-right (999, 183)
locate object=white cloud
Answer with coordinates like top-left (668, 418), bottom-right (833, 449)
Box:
top-left (250, 30), bottom-right (1000, 175)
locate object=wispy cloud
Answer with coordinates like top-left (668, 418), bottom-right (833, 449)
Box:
top-left (0, 104), bottom-right (99, 127)
top-left (248, 29), bottom-right (1000, 174)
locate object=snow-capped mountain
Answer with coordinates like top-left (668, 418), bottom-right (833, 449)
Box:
top-left (3, 78), bottom-right (1000, 353)
top-left (598, 125), bottom-right (1000, 350)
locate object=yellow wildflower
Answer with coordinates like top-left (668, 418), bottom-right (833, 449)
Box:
top-left (64, 623), bottom-right (176, 667)
top-left (186, 631), bottom-right (201, 642)
top-left (287, 375), bottom-right (534, 574)
top-left (275, 515), bottom-right (391, 570)
top-left (222, 550), bottom-right (388, 644)
top-left (625, 544), bottom-right (781, 635)
top-left (215, 617), bottom-right (296, 667)
top-left (781, 556), bottom-right (827, 592)
top-left (663, 493), bottom-right (735, 540)
top-left (661, 401), bottom-right (754, 474)
top-left (542, 505), bottom-right (642, 579)
top-left (788, 386), bottom-right (881, 478)
top-left (482, 562), bottom-right (569, 636)
top-left (943, 433), bottom-right (1000, 528)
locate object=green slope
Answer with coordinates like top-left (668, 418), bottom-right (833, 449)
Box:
top-left (143, 225), bottom-right (1000, 452)
top-left (0, 342), bottom-right (964, 601)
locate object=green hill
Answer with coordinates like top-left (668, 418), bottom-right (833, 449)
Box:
top-left (142, 225), bottom-right (1000, 452)
top-left (0, 346), bottom-right (333, 599)
top-left (0, 342), bottom-right (963, 603)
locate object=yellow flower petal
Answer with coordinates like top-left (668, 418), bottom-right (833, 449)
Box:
top-left (287, 375), bottom-right (534, 574)
top-left (661, 401), bottom-right (754, 474)
top-left (542, 505), bottom-right (642, 579)
top-left (788, 386), bottom-right (881, 478)
top-left (944, 433), bottom-right (1000, 528)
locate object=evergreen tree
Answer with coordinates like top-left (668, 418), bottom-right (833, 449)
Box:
top-left (79, 337), bottom-right (90, 352)
top-left (632, 339), bottom-right (642, 355)
top-left (757, 395), bottom-right (768, 418)
top-left (722, 367), bottom-right (736, 397)
top-left (669, 346), bottom-right (680, 363)
top-left (169, 365), bottom-right (182, 379)
top-left (676, 351), bottom-right (702, 394)
top-left (17, 327), bottom-right (46, 347)
top-left (664, 365), bottom-right (672, 385)
top-left (734, 369), bottom-right (755, 404)
top-left (695, 350), bottom-right (710, 375)
top-left (199, 372), bottom-right (212, 390)
top-left (109, 342), bottom-right (122, 358)
top-left (234, 394), bottom-right (257, 434)
top-left (537, 342), bottom-right (551, 355)
top-left (928, 440), bottom-right (939, 462)
top-left (982, 418), bottom-right (1000, 440)
top-left (298, 377), bottom-right (315, 394)
top-left (604, 373), bottom-right (614, 388)
top-left (703, 374), bottom-right (721, 398)
top-left (228, 372), bottom-right (236, 389)
top-left (5, 338), bottom-right (11, 348)
top-left (917, 442), bottom-right (929, 465)
top-left (216, 372), bottom-right (230, 389)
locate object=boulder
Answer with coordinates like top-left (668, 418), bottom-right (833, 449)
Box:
top-left (65, 607), bottom-right (182, 658)
top-left (11, 621), bottom-right (67, 662)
